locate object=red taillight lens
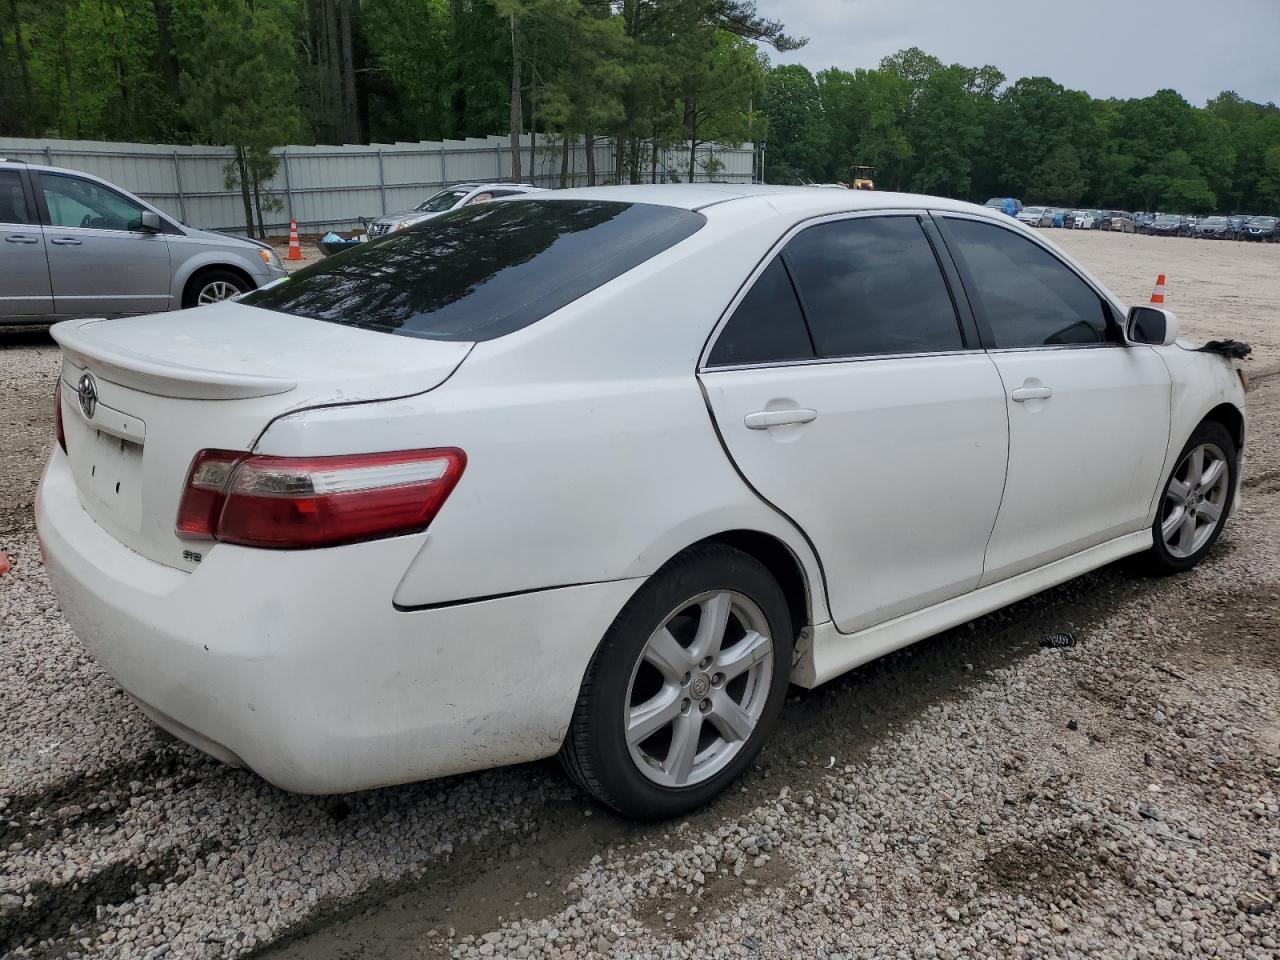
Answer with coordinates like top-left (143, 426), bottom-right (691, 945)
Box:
top-left (175, 448), bottom-right (465, 549)
top-left (54, 380), bottom-right (67, 453)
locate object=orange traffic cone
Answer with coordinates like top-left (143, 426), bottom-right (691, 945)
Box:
top-left (286, 217), bottom-right (303, 261)
top-left (1149, 274), bottom-right (1166, 305)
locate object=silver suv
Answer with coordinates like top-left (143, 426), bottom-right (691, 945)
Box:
top-left (365, 182), bottom-right (544, 238)
top-left (0, 160), bottom-right (287, 324)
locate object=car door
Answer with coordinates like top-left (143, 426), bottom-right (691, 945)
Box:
top-left (935, 214), bottom-right (1171, 585)
top-left (35, 170), bottom-right (171, 317)
top-left (699, 213), bottom-right (1010, 634)
top-left (0, 167), bottom-right (53, 319)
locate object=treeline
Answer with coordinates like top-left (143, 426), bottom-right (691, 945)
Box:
top-left (765, 48), bottom-right (1280, 215)
top-left (4, 3), bottom-right (1278, 216)
top-left (0, 0), bottom-right (794, 186)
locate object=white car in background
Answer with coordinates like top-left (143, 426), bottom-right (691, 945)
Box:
top-left (38, 185), bottom-right (1247, 818)
top-left (1015, 205), bottom-right (1055, 227)
top-left (364, 181), bottom-right (544, 237)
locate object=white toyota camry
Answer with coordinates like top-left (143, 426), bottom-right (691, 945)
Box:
top-left (37, 185), bottom-right (1247, 818)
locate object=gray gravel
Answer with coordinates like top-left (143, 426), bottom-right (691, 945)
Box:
top-left (2, 235), bottom-right (1278, 959)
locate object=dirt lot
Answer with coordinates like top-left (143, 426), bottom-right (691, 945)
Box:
top-left (1, 230), bottom-right (1277, 959)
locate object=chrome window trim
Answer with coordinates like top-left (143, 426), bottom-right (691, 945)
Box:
top-left (698, 207), bottom-right (982, 373)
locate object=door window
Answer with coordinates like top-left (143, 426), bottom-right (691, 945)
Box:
top-left (41, 173), bottom-right (146, 231)
top-left (943, 217), bottom-right (1115, 348)
top-left (707, 257), bottom-right (814, 367)
top-left (783, 216), bottom-right (964, 358)
top-left (0, 170), bottom-right (32, 224)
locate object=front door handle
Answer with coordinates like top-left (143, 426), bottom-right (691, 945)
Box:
top-left (1011, 384), bottom-right (1054, 402)
top-left (4, 234), bottom-right (39, 244)
top-left (50, 237), bottom-right (83, 246)
top-left (744, 408), bottom-right (818, 430)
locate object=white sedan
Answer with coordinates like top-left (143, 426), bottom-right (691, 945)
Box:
top-left (37, 185), bottom-right (1247, 818)
top-left (1015, 205), bottom-right (1055, 228)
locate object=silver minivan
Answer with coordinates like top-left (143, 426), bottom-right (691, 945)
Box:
top-left (0, 160), bottom-right (287, 323)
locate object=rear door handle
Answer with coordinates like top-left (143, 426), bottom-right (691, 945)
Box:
top-left (50, 237), bottom-right (83, 246)
top-left (744, 408), bottom-right (818, 429)
top-left (4, 234), bottom-right (39, 244)
top-left (1011, 385), bottom-right (1053, 402)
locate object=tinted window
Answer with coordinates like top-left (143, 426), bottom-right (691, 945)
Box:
top-left (707, 257), bottom-right (814, 367)
top-left (783, 216), bottom-right (963, 358)
top-left (944, 218), bottom-right (1113, 348)
top-left (241, 200), bottom-right (705, 341)
top-left (0, 170), bottom-right (31, 224)
top-left (41, 173), bottom-right (144, 230)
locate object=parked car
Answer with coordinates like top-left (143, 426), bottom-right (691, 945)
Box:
top-left (0, 159), bottom-right (285, 323)
top-left (1136, 213), bottom-right (1157, 233)
top-left (364, 182), bottom-right (545, 238)
top-left (1148, 213), bottom-right (1189, 237)
top-left (983, 197), bottom-right (1022, 217)
top-left (1110, 212), bottom-right (1137, 233)
top-left (1243, 216), bottom-right (1279, 242)
top-left (1194, 216), bottom-right (1234, 239)
top-left (36, 185), bottom-right (1247, 818)
top-left (1063, 209), bottom-right (1086, 229)
top-left (1016, 205), bottom-right (1055, 227)
top-left (1228, 215), bottom-right (1251, 239)
top-left (1073, 209), bottom-right (1102, 229)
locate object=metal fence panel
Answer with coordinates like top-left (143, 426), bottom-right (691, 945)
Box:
top-left (0, 134), bottom-right (756, 236)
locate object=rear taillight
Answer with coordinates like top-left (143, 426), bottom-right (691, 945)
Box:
top-left (176, 448), bottom-right (465, 549)
top-left (54, 381), bottom-right (67, 453)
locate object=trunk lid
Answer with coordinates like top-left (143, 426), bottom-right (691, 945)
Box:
top-left (53, 303), bottom-right (472, 570)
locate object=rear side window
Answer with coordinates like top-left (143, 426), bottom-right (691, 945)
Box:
top-left (707, 257), bottom-right (814, 367)
top-left (783, 216), bottom-right (964, 358)
top-left (943, 217), bottom-right (1114, 348)
top-left (242, 200), bottom-right (705, 341)
top-left (0, 170), bottom-right (31, 224)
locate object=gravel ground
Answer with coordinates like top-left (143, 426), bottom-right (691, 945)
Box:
top-left (1, 231), bottom-right (1277, 959)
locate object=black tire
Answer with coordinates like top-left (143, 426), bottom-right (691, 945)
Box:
top-left (1140, 420), bottom-right (1237, 575)
top-left (559, 544), bottom-right (793, 819)
top-left (182, 269), bottom-right (252, 308)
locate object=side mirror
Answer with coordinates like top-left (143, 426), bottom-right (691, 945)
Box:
top-left (139, 210), bottom-right (162, 232)
top-left (1127, 305), bottom-right (1179, 346)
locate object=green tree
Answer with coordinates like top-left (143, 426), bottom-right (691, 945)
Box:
top-left (178, 0), bottom-right (304, 236)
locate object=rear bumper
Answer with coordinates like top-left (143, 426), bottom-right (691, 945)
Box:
top-left (35, 449), bottom-right (642, 793)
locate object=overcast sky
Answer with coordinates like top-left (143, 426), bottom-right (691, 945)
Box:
top-left (755, 0), bottom-right (1280, 106)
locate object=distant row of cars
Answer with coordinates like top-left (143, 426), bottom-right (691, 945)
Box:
top-left (984, 198), bottom-right (1278, 241)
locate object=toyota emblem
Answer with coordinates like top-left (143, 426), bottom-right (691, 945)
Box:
top-left (76, 372), bottom-right (98, 419)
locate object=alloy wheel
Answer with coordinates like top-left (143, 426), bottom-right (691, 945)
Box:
top-left (624, 590), bottom-right (774, 788)
top-left (197, 280), bottom-right (242, 305)
top-left (1160, 441), bottom-right (1230, 559)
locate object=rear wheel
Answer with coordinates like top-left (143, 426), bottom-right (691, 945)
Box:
top-left (560, 544), bottom-right (793, 819)
top-left (184, 269), bottom-right (251, 308)
top-left (1141, 421), bottom-right (1237, 574)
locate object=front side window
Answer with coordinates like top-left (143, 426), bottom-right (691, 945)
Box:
top-left (241, 199), bottom-right (705, 341)
top-left (0, 170), bottom-right (31, 224)
top-left (41, 173), bottom-right (145, 231)
top-left (707, 257), bottom-right (814, 367)
top-left (943, 217), bottom-right (1115, 349)
top-left (783, 216), bottom-right (964, 358)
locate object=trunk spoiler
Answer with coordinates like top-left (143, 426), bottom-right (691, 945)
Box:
top-left (51, 319), bottom-right (297, 400)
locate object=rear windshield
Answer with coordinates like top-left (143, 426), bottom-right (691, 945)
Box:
top-left (241, 199), bottom-right (705, 341)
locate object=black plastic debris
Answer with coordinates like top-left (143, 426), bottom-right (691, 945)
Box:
top-left (1040, 632), bottom-right (1077, 649)
top-left (1198, 339), bottom-right (1252, 359)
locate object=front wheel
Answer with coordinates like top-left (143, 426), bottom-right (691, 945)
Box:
top-left (560, 544), bottom-right (793, 819)
top-left (1141, 421), bottom-right (1237, 574)
top-left (184, 270), bottom-right (251, 308)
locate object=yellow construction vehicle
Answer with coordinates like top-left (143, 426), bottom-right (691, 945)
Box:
top-left (850, 165), bottom-right (876, 190)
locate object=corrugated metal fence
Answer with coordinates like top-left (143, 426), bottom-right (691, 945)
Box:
top-left (0, 134), bottom-right (755, 236)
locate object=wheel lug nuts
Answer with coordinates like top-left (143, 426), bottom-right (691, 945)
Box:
top-left (712, 673), bottom-right (724, 686)
top-left (700, 657), bottom-right (712, 669)
top-left (681, 672), bottom-right (691, 686)
top-left (698, 699), bottom-right (711, 713)
top-left (680, 698), bottom-right (690, 713)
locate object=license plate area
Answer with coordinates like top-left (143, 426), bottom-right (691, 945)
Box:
top-left (71, 426), bottom-right (145, 531)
